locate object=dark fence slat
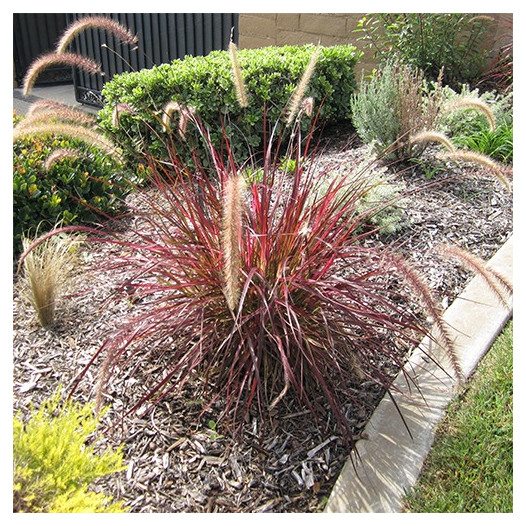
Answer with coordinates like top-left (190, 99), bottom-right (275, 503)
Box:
top-left (13, 13), bottom-right (70, 86)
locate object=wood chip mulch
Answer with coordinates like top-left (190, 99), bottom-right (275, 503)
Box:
top-left (12, 132), bottom-right (513, 513)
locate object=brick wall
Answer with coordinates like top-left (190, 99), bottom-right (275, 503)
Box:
top-left (238, 13), bottom-right (512, 80)
top-left (239, 13), bottom-right (379, 78)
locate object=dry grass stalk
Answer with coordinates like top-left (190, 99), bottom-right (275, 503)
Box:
top-left (56, 15), bottom-right (138, 54)
top-left (384, 251), bottom-right (463, 381)
top-left (395, 63), bottom-right (444, 158)
top-left (409, 130), bottom-right (456, 152)
top-left (440, 150), bottom-right (511, 191)
top-left (444, 98), bottom-right (497, 131)
top-left (20, 234), bottom-right (80, 328)
top-left (434, 243), bottom-right (512, 307)
top-left (286, 46), bottom-right (321, 125)
top-left (13, 122), bottom-right (122, 162)
top-left (22, 52), bottom-right (101, 97)
top-left (221, 174), bottom-right (245, 311)
top-left (229, 42), bottom-right (248, 108)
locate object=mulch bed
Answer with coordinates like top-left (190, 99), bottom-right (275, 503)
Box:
top-left (12, 128), bottom-right (513, 513)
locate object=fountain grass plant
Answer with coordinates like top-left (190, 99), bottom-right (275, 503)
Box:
top-left (20, 112), bottom-right (464, 438)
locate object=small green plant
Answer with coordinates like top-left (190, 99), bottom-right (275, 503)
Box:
top-left (279, 157), bottom-right (297, 174)
top-left (355, 13), bottom-right (493, 88)
top-left (13, 389), bottom-right (127, 513)
top-left (351, 60), bottom-right (443, 160)
top-left (243, 166), bottom-right (264, 184)
top-left (312, 156), bottom-right (407, 235)
top-left (20, 230), bottom-right (81, 328)
top-left (454, 123), bottom-right (513, 164)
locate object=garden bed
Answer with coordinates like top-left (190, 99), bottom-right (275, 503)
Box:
top-left (12, 127), bottom-right (512, 513)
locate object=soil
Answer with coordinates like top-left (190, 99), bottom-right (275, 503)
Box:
top-left (12, 127), bottom-right (513, 513)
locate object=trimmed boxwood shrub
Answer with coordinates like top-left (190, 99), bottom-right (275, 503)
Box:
top-left (98, 44), bottom-right (362, 167)
top-left (13, 111), bottom-right (135, 255)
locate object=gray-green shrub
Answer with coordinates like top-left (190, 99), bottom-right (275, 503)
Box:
top-left (350, 61), bottom-right (443, 160)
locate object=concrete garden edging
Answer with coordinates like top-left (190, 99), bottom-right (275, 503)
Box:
top-left (325, 235), bottom-right (513, 513)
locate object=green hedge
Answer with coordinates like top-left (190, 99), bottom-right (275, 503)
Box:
top-left (98, 44), bottom-right (362, 167)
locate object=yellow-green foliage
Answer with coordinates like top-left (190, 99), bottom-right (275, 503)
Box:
top-left (13, 390), bottom-right (127, 513)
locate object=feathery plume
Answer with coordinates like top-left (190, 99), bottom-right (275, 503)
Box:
top-left (27, 99), bottom-right (95, 124)
top-left (221, 174), bottom-right (245, 312)
top-left (468, 15), bottom-right (495, 24)
top-left (229, 42), bottom-right (248, 108)
top-left (56, 16), bottom-right (138, 54)
top-left (44, 148), bottom-right (82, 171)
top-left (17, 105), bottom-right (96, 130)
top-left (161, 101), bottom-right (195, 137)
top-left (434, 243), bottom-right (512, 307)
top-left (384, 251), bottom-right (463, 381)
top-left (444, 97), bottom-right (497, 131)
top-left (23, 52), bottom-right (101, 97)
top-left (13, 122), bottom-right (122, 162)
top-left (409, 130), bottom-right (456, 152)
top-left (439, 150), bottom-right (511, 191)
top-left (301, 96), bottom-right (315, 117)
top-left (161, 101), bottom-right (182, 132)
top-left (111, 102), bottom-right (137, 128)
top-left (286, 46), bottom-right (321, 125)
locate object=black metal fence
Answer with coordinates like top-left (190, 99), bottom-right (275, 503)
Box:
top-left (66, 13), bottom-right (239, 107)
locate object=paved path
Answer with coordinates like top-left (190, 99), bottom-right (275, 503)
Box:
top-left (13, 84), bottom-right (98, 116)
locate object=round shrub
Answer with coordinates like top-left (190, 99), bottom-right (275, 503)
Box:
top-left (98, 44), bottom-right (362, 167)
top-left (13, 112), bottom-right (135, 255)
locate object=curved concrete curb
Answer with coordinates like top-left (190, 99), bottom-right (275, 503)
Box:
top-left (325, 235), bottom-right (513, 513)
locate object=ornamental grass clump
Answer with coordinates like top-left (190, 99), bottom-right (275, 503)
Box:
top-left (19, 231), bottom-right (81, 328)
top-left (22, 112), bottom-right (466, 439)
top-left (17, 16), bottom-right (472, 439)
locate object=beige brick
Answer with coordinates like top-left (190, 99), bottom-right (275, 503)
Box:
top-left (244, 13), bottom-right (277, 20)
top-left (240, 14), bottom-right (278, 39)
top-left (299, 13), bottom-right (348, 38)
top-left (276, 30), bottom-right (320, 46)
top-left (239, 34), bottom-right (276, 49)
top-left (276, 13), bottom-right (300, 30)
top-left (319, 34), bottom-right (352, 46)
